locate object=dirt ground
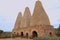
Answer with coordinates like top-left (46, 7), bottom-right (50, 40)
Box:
top-left (0, 37), bottom-right (33, 40)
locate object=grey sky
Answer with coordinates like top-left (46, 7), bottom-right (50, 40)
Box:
top-left (0, 0), bottom-right (60, 32)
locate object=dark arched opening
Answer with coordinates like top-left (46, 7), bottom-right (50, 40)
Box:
top-left (21, 32), bottom-right (24, 37)
top-left (14, 32), bottom-right (16, 34)
top-left (13, 32), bottom-right (16, 36)
top-left (49, 32), bottom-right (52, 36)
top-left (26, 33), bottom-right (28, 38)
top-left (32, 31), bottom-right (38, 38)
top-left (17, 33), bottom-right (19, 37)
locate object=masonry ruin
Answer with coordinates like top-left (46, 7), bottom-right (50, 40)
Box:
top-left (12, 0), bottom-right (55, 38)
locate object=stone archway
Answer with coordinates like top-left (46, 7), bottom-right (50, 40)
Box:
top-left (17, 33), bottom-right (19, 36)
top-left (49, 32), bottom-right (52, 36)
top-left (26, 33), bottom-right (28, 38)
top-left (21, 32), bottom-right (24, 37)
top-left (32, 31), bottom-right (38, 38)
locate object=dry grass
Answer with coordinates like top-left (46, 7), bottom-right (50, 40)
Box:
top-left (0, 37), bottom-right (33, 40)
top-left (33, 37), bottom-right (60, 40)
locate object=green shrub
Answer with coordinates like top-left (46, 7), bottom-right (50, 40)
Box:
top-left (33, 37), bottom-right (60, 40)
top-left (0, 32), bottom-right (16, 38)
top-left (56, 24), bottom-right (60, 37)
top-left (0, 30), bottom-right (3, 35)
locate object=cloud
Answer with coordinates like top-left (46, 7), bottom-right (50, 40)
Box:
top-left (53, 19), bottom-right (60, 28)
top-left (41, 0), bottom-right (60, 28)
top-left (0, 17), bottom-right (14, 32)
top-left (58, 19), bottom-right (60, 23)
top-left (0, 0), bottom-right (60, 31)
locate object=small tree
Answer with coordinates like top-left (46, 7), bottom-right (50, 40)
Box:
top-left (56, 24), bottom-right (60, 37)
top-left (0, 30), bottom-right (3, 34)
top-left (58, 24), bottom-right (60, 31)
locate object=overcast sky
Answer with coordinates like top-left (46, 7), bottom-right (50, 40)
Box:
top-left (0, 0), bottom-right (60, 32)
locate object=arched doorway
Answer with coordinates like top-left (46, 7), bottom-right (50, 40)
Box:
top-left (49, 32), bottom-right (52, 36)
top-left (26, 33), bottom-right (28, 38)
top-left (21, 32), bottom-right (24, 37)
top-left (32, 31), bottom-right (38, 38)
top-left (14, 32), bottom-right (15, 34)
top-left (17, 33), bottom-right (19, 36)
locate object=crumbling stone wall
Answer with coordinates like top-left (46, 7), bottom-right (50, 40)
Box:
top-left (12, 25), bottom-right (55, 37)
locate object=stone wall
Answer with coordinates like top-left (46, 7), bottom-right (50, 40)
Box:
top-left (12, 25), bottom-right (55, 37)
top-left (12, 0), bottom-right (56, 38)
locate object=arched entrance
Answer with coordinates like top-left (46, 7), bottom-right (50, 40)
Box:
top-left (49, 32), bottom-right (52, 36)
top-left (32, 31), bottom-right (38, 38)
top-left (21, 32), bottom-right (24, 37)
top-left (26, 33), bottom-right (28, 38)
top-left (17, 33), bottom-right (19, 36)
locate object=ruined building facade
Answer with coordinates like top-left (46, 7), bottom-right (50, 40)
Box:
top-left (12, 0), bottom-right (55, 37)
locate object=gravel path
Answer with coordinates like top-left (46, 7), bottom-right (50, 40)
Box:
top-left (0, 37), bottom-right (33, 40)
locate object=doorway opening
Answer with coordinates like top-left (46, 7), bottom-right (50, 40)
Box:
top-left (32, 31), bottom-right (38, 38)
top-left (26, 33), bottom-right (28, 38)
top-left (49, 32), bottom-right (52, 36)
top-left (21, 32), bottom-right (24, 37)
top-left (17, 33), bottom-right (19, 36)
